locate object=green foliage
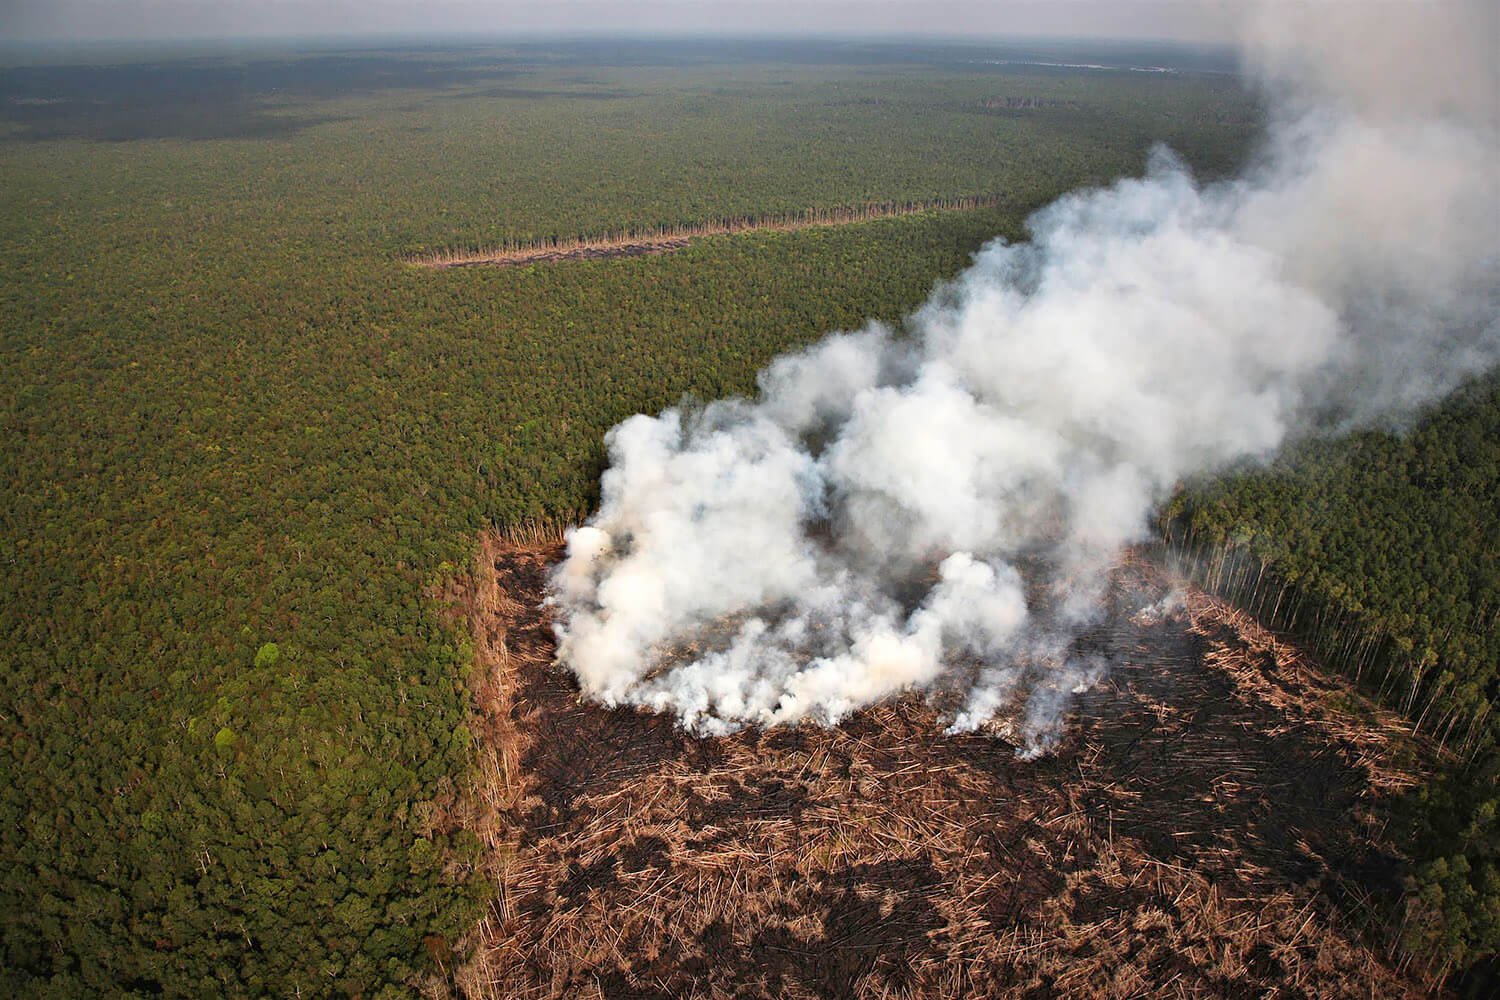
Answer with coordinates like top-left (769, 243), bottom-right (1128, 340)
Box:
top-left (1165, 371), bottom-right (1500, 979)
top-left (1401, 745), bottom-right (1500, 982)
top-left (0, 42), bottom-right (1262, 998)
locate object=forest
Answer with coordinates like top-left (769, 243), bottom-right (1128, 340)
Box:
top-left (1, 37), bottom-right (1493, 998)
top-left (1164, 373), bottom-right (1500, 984)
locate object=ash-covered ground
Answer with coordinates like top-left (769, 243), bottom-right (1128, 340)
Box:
top-left (436, 538), bottom-right (1429, 1000)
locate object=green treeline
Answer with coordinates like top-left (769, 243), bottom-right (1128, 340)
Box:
top-left (1, 46), bottom-right (1265, 998)
top-left (1163, 372), bottom-right (1500, 982)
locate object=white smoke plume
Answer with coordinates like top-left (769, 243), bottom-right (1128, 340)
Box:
top-left (549, 0), bottom-right (1499, 749)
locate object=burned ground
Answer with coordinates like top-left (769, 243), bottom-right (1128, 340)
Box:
top-left (434, 537), bottom-right (1430, 999)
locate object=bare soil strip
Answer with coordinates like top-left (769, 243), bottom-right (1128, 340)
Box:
top-left (410, 196), bottom-right (1004, 270)
top-left (430, 538), bottom-right (1431, 1000)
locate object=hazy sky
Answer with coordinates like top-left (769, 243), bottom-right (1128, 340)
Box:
top-left (0, 1), bottom-right (1238, 44)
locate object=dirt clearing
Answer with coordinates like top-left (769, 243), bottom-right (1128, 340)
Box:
top-left (431, 537), bottom-right (1431, 999)
top-left (410, 197), bottom-right (1004, 270)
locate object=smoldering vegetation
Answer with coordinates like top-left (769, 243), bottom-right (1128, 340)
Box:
top-left (548, 0), bottom-right (1498, 743)
top-left (441, 538), bottom-right (1431, 999)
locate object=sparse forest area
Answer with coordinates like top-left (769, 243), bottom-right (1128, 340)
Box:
top-left (1, 37), bottom-right (1494, 999)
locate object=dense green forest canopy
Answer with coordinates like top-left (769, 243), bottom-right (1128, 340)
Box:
top-left (5, 34), bottom-right (1496, 998)
top-left (4, 32), bottom-right (1496, 1000)
top-left (0, 39), bottom-right (1266, 999)
top-left (18, 33), bottom-right (1497, 996)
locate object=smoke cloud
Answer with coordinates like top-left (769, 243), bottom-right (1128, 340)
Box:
top-left (549, 0), bottom-right (1499, 750)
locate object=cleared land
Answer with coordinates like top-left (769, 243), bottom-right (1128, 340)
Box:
top-left (410, 197), bottom-right (1004, 269)
top-left (433, 538), bottom-right (1431, 1000)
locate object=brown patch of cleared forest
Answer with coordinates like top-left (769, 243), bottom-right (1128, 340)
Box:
top-left (410, 196), bottom-right (1006, 270)
top-left (427, 537), bottom-right (1435, 1000)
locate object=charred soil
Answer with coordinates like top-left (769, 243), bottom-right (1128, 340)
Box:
top-left (433, 537), bottom-right (1431, 999)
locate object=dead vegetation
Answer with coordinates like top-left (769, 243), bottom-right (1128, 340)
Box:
top-left (430, 537), bottom-right (1434, 999)
top-left (408, 197), bottom-right (1005, 271)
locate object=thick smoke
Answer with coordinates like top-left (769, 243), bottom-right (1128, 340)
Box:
top-left (549, 1), bottom-right (1498, 749)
